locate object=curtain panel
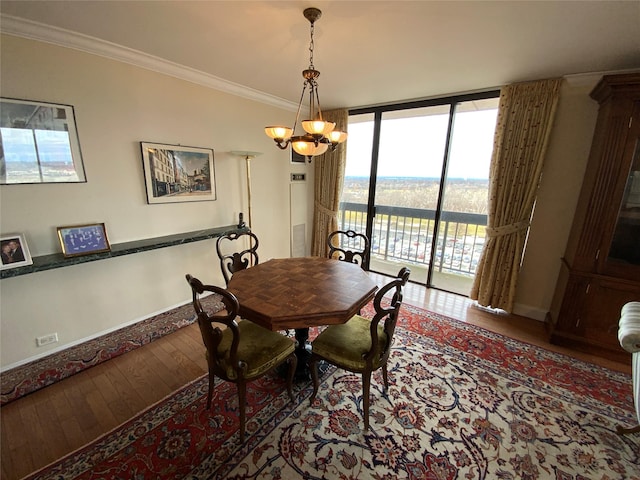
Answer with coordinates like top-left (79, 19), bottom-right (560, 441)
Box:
top-left (311, 109), bottom-right (348, 258)
top-left (470, 78), bottom-right (562, 312)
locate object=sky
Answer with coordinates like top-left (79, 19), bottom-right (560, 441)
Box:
top-left (345, 108), bottom-right (498, 179)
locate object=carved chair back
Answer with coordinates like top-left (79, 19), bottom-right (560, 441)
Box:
top-left (186, 274), bottom-right (241, 379)
top-left (327, 229), bottom-right (370, 268)
top-left (216, 230), bottom-right (259, 286)
top-left (366, 267), bottom-right (411, 367)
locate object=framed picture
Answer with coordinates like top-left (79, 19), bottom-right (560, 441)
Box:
top-left (140, 142), bottom-right (216, 204)
top-left (291, 148), bottom-right (311, 164)
top-left (0, 97), bottom-right (86, 185)
top-left (0, 234), bottom-right (33, 270)
top-left (57, 223), bottom-right (111, 258)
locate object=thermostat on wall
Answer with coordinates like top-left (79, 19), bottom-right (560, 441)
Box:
top-left (291, 173), bottom-right (306, 181)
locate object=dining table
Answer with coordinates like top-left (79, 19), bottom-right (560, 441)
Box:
top-left (227, 256), bottom-right (378, 379)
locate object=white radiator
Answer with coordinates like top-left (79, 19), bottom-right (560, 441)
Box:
top-left (290, 182), bottom-right (307, 257)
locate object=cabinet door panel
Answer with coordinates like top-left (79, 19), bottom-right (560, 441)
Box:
top-left (601, 104), bottom-right (640, 279)
top-left (581, 279), bottom-right (639, 350)
top-left (555, 274), bottom-right (589, 333)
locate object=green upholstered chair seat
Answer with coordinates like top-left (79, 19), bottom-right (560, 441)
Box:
top-left (216, 320), bottom-right (295, 379)
top-left (312, 315), bottom-right (387, 371)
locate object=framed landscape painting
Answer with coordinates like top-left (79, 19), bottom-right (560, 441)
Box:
top-left (0, 97), bottom-right (86, 184)
top-left (140, 142), bottom-right (216, 204)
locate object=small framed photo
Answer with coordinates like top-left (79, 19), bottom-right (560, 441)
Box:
top-left (140, 142), bottom-right (216, 204)
top-left (1, 234), bottom-right (33, 270)
top-left (57, 223), bottom-right (111, 258)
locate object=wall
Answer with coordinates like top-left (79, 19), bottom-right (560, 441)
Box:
top-left (0, 35), bottom-right (309, 368)
top-left (514, 75), bottom-right (601, 319)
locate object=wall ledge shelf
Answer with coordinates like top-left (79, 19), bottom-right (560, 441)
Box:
top-left (1, 225), bottom-right (247, 279)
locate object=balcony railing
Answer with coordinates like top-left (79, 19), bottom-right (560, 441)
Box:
top-left (338, 202), bottom-right (487, 278)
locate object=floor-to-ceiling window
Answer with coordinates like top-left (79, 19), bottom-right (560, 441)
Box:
top-left (338, 92), bottom-right (499, 295)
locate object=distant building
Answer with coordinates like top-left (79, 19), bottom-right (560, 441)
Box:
top-left (189, 168), bottom-right (209, 191)
top-left (147, 148), bottom-right (175, 196)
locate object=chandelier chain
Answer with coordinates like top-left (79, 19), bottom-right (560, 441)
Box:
top-left (308, 21), bottom-right (315, 69)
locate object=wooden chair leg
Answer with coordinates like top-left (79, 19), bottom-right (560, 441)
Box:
top-left (382, 363), bottom-right (389, 392)
top-left (238, 380), bottom-right (247, 442)
top-left (286, 353), bottom-right (297, 402)
top-left (309, 355), bottom-right (319, 404)
top-left (617, 424), bottom-right (640, 435)
top-left (206, 370), bottom-right (215, 409)
top-left (363, 370), bottom-right (371, 429)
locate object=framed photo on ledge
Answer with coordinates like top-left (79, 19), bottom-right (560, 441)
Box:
top-left (140, 142), bottom-right (216, 204)
top-left (0, 233), bottom-right (33, 270)
top-left (57, 223), bottom-right (111, 258)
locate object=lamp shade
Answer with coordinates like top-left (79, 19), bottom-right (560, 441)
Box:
top-left (302, 120), bottom-right (335, 136)
top-left (264, 126), bottom-right (293, 141)
top-left (291, 136), bottom-right (329, 156)
top-left (327, 130), bottom-right (348, 144)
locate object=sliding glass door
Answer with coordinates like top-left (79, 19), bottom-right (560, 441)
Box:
top-left (373, 106), bottom-right (449, 285)
top-left (340, 92), bottom-right (499, 295)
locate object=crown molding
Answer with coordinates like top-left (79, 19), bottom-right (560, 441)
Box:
top-left (563, 68), bottom-right (640, 88)
top-left (0, 14), bottom-right (298, 112)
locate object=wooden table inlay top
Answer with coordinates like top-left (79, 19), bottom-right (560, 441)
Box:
top-left (227, 257), bottom-right (378, 331)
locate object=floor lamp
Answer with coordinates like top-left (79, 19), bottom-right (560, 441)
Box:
top-left (230, 151), bottom-right (262, 229)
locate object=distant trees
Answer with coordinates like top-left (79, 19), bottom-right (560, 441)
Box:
top-left (341, 177), bottom-right (488, 214)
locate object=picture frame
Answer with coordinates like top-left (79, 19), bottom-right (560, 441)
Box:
top-left (291, 148), bottom-right (311, 164)
top-left (57, 223), bottom-right (111, 258)
top-left (140, 142), bottom-right (216, 204)
top-left (0, 97), bottom-right (86, 185)
top-left (0, 233), bottom-right (33, 270)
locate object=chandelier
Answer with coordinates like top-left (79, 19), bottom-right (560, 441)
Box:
top-left (264, 7), bottom-right (347, 158)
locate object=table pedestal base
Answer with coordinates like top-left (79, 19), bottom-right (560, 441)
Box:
top-left (293, 328), bottom-right (312, 381)
top-left (277, 328), bottom-right (329, 382)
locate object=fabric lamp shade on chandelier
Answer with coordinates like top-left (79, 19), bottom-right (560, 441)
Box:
top-left (264, 7), bottom-right (347, 157)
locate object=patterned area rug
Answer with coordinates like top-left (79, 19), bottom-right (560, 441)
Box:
top-left (24, 304), bottom-right (639, 480)
top-left (0, 295), bottom-right (224, 405)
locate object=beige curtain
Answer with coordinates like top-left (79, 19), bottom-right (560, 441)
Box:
top-left (311, 108), bottom-right (348, 257)
top-left (470, 78), bottom-right (562, 312)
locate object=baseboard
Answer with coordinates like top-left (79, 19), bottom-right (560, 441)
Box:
top-left (512, 303), bottom-right (547, 322)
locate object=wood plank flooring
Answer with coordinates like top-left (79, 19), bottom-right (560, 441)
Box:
top-left (1, 278), bottom-right (631, 480)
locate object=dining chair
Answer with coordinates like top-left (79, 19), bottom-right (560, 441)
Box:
top-left (185, 274), bottom-right (297, 442)
top-left (216, 230), bottom-right (259, 286)
top-left (327, 229), bottom-right (370, 268)
top-left (309, 267), bottom-right (410, 429)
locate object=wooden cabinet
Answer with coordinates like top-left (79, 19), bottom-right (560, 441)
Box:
top-left (549, 72), bottom-right (640, 363)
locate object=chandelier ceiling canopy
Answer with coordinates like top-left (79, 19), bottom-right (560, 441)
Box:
top-left (264, 7), bottom-right (347, 158)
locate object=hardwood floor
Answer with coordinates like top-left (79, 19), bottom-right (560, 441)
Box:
top-left (1, 279), bottom-right (631, 480)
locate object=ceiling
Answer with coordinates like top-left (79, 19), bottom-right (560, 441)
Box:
top-left (1, 1), bottom-right (639, 110)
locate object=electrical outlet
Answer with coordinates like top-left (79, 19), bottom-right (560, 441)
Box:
top-left (36, 333), bottom-right (58, 347)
